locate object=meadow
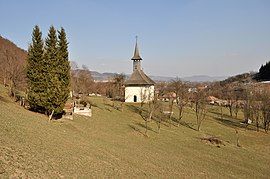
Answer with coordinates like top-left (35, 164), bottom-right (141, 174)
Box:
top-left (0, 84), bottom-right (269, 178)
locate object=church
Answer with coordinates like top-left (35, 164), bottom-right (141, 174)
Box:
top-left (124, 39), bottom-right (155, 103)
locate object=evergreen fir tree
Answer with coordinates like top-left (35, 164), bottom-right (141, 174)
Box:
top-left (27, 25), bottom-right (71, 116)
top-left (44, 26), bottom-right (63, 114)
top-left (257, 61), bottom-right (270, 81)
top-left (57, 27), bottom-right (71, 107)
top-left (27, 25), bottom-right (46, 112)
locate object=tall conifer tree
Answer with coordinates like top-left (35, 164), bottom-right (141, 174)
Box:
top-left (27, 25), bottom-right (46, 112)
top-left (44, 26), bottom-right (62, 114)
top-left (257, 61), bottom-right (270, 81)
top-left (57, 27), bottom-right (71, 106)
top-left (27, 25), bottom-right (71, 116)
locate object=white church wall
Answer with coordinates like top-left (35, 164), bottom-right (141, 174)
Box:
top-left (125, 85), bottom-right (155, 103)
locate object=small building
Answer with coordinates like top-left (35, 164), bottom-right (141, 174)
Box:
top-left (124, 38), bottom-right (155, 103)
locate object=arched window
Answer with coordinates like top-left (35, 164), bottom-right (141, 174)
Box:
top-left (133, 95), bottom-right (137, 102)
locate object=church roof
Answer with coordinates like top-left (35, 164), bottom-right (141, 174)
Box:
top-left (125, 69), bottom-right (155, 85)
top-left (131, 37), bottom-right (142, 60)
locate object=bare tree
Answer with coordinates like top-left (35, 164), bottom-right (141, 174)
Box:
top-left (248, 86), bottom-right (263, 132)
top-left (139, 87), bottom-right (148, 108)
top-left (113, 73), bottom-right (125, 98)
top-left (241, 85), bottom-right (255, 130)
top-left (145, 93), bottom-right (160, 136)
top-left (232, 87), bottom-right (243, 118)
top-left (155, 82), bottom-right (167, 98)
top-left (208, 82), bottom-right (225, 120)
top-left (1, 50), bottom-right (26, 98)
top-left (71, 64), bottom-right (94, 95)
top-left (169, 79), bottom-right (188, 126)
top-left (194, 89), bottom-right (208, 131)
top-left (260, 87), bottom-right (270, 133)
top-left (222, 84), bottom-right (238, 117)
top-left (232, 102), bottom-right (240, 118)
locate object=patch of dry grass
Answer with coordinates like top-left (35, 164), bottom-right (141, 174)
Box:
top-left (0, 85), bottom-right (270, 178)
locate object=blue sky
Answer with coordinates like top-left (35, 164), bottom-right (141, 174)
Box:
top-left (1, 0), bottom-right (270, 77)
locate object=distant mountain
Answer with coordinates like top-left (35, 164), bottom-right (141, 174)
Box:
top-left (90, 71), bottom-right (227, 83)
top-left (149, 75), bottom-right (175, 82)
top-left (90, 71), bottom-right (117, 81)
top-left (181, 75), bottom-right (227, 82)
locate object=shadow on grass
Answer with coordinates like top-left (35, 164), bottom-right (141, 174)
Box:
top-left (91, 104), bottom-right (103, 110)
top-left (169, 116), bottom-right (197, 131)
top-left (126, 104), bottom-right (146, 114)
top-left (128, 124), bottom-right (147, 136)
top-left (104, 106), bottom-right (113, 112)
top-left (104, 103), bottom-right (114, 108)
top-left (179, 120), bottom-right (197, 131)
top-left (127, 104), bottom-right (198, 132)
top-left (136, 122), bottom-right (158, 133)
top-left (211, 112), bottom-right (256, 131)
top-left (129, 123), bottom-right (158, 137)
top-left (127, 104), bottom-right (149, 119)
top-left (211, 111), bottom-right (240, 120)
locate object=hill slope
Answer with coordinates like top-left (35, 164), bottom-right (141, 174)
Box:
top-left (0, 84), bottom-right (270, 178)
top-left (0, 36), bottom-right (27, 87)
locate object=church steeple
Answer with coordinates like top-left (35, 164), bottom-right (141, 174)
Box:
top-left (131, 36), bottom-right (142, 71)
top-left (132, 36), bottom-right (142, 60)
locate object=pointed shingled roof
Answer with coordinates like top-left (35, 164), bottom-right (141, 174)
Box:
top-left (131, 36), bottom-right (142, 60)
top-left (125, 69), bottom-right (155, 85)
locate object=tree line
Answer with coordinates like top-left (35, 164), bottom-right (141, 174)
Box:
top-left (255, 61), bottom-right (270, 81)
top-left (27, 25), bottom-right (70, 116)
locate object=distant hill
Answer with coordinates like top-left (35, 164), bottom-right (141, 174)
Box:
top-left (220, 72), bottom-right (256, 85)
top-left (181, 75), bottom-right (227, 82)
top-left (90, 71), bottom-right (227, 82)
top-left (91, 71), bottom-right (118, 81)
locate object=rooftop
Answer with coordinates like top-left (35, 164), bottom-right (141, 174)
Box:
top-left (125, 69), bottom-right (155, 86)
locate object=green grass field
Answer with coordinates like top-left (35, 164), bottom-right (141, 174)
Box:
top-left (0, 84), bottom-right (270, 178)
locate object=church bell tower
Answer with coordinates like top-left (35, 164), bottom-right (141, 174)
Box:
top-left (131, 36), bottom-right (142, 71)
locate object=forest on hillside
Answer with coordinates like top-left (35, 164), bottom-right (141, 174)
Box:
top-left (0, 36), bottom-right (27, 93)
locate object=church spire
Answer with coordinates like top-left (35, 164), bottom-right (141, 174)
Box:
top-left (131, 36), bottom-right (142, 60)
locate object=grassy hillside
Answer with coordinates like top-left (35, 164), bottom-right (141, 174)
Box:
top-left (0, 84), bottom-right (270, 178)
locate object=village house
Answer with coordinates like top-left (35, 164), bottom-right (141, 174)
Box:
top-left (124, 39), bottom-right (155, 102)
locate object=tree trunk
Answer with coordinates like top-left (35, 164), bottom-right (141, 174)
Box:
top-left (197, 114), bottom-right (201, 131)
top-left (235, 129), bottom-right (240, 147)
top-left (220, 106), bottom-right (223, 120)
top-left (265, 121), bottom-right (269, 133)
top-left (49, 110), bottom-right (54, 121)
top-left (3, 77), bottom-right (7, 87)
top-left (235, 111), bottom-right (238, 118)
top-left (157, 121), bottom-right (161, 133)
top-left (145, 120), bottom-right (148, 136)
top-left (178, 106), bottom-right (183, 127)
top-left (256, 121), bottom-right (259, 132)
top-left (197, 121), bottom-right (201, 131)
top-left (229, 104), bottom-right (233, 117)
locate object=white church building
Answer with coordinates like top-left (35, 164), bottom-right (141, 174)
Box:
top-left (124, 39), bottom-right (155, 103)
